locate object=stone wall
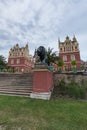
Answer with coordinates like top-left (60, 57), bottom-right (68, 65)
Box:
top-left (54, 72), bottom-right (87, 85)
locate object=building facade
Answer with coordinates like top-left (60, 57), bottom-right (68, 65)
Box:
top-left (8, 44), bottom-right (34, 72)
top-left (58, 36), bottom-right (81, 71)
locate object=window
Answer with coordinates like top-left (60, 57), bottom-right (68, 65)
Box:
top-left (71, 55), bottom-right (75, 61)
top-left (11, 59), bottom-right (14, 64)
top-left (17, 59), bottom-right (20, 64)
top-left (22, 52), bottom-right (23, 56)
top-left (75, 46), bottom-right (77, 50)
top-left (66, 46), bottom-right (71, 51)
top-left (25, 60), bottom-right (27, 64)
top-left (60, 48), bottom-right (62, 52)
top-left (63, 55), bottom-right (67, 61)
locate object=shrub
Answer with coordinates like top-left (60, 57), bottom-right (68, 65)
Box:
top-left (2, 68), bottom-right (7, 72)
top-left (67, 81), bottom-right (86, 99)
top-left (53, 79), bottom-right (86, 99)
top-left (58, 68), bottom-right (62, 73)
top-left (8, 68), bottom-right (13, 72)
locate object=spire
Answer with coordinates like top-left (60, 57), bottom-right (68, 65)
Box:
top-left (58, 37), bottom-right (60, 43)
top-left (66, 35), bottom-right (69, 40)
top-left (73, 35), bottom-right (77, 42)
top-left (26, 42), bottom-right (28, 48)
top-left (65, 35), bottom-right (70, 43)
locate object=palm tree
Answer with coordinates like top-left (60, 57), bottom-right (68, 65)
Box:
top-left (46, 47), bottom-right (59, 66)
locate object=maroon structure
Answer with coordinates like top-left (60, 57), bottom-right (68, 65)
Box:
top-left (30, 64), bottom-right (53, 100)
top-left (58, 36), bottom-right (81, 71)
top-left (8, 44), bottom-right (34, 72)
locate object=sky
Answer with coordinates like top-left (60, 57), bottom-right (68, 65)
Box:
top-left (0, 0), bottom-right (87, 61)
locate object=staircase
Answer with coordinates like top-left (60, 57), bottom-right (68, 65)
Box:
top-left (0, 72), bottom-right (33, 97)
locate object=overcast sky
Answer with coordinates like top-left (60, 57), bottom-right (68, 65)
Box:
top-left (0, 0), bottom-right (87, 61)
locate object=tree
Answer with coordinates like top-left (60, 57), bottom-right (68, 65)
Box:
top-left (46, 47), bottom-right (59, 66)
top-left (71, 60), bottom-right (77, 71)
top-left (0, 55), bottom-right (7, 70)
top-left (71, 60), bottom-right (76, 66)
top-left (57, 59), bottom-right (64, 72)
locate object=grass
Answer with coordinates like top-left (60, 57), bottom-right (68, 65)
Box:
top-left (0, 95), bottom-right (87, 130)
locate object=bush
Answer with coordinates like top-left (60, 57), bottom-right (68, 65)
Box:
top-left (67, 82), bottom-right (86, 99)
top-left (58, 68), bottom-right (62, 73)
top-left (8, 68), bottom-right (13, 72)
top-left (53, 79), bottom-right (86, 99)
top-left (2, 68), bottom-right (7, 72)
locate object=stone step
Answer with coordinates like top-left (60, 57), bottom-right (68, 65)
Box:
top-left (0, 88), bottom-right (32, 92)
top-left (0, 90), bottom-right (31, 96)
top-left (0, 83), bottom-right (32, 87)
top-left (0, 80), bottom-right (33, 86)
top-left (0, 85), bottom-right (32, 89)
top-left (0, 72), bottom-right (33, 97)
top-left (0, 86), bottom-right (32, 90)
top-left (0, 77), bottom-right (33, 80)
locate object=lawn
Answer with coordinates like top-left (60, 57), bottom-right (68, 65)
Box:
top-left (0, 95), bottom-right (87, 130)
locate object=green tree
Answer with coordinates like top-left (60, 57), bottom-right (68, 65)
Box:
top-left (0, 55), bottom-right (7, 71)
top-left (57, 59), bottom-right (64, 72)
top-left (71, 60), bottom-right (77, 71)
top-left (46, 47), bottom-right (59, 66)
top-left (71, 60), bottom-right (76, 66)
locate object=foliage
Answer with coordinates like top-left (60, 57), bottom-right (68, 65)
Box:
top-left (71, 60), bottom-right (76, 66)
top-left (71, 60), bottom-right (77, 72)
top-left (80, 65), bottom-right (84, 70)
top-left (2, 68), bottom-right (7, 72)
top-left (46, 47), bottom-right (59, 66)
top-left (64, 66), bottom-right (68, 71)
top-left (0, 95), bottom-right (87, 130)
top-left (67, 81), bottom-right (86, 99)
top-left (0, 55), bottom-right (7, 66)
top-left (53, 79), bottom-right (87, 99)
top-left (58, 67), bottom-right (62, 73)
top-left (0, 55), bottom-right (7, 71)
top-left (56, 59), bottom-right (64, 72)
top-left (8, 68), bottom-right (13, 72)
top-left (57, 59), bottom-right (64, 67)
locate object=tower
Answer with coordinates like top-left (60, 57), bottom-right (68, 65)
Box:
top-left (58, 36), bottom-right (81, 71)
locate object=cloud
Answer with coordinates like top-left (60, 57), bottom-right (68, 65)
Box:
top-left (0, 0), bottom-right (87, 61)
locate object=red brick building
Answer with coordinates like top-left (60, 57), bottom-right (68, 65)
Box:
top-left (58, 36), bottom-right (81, 71)
top-left (8, 44), bottom-right (34, 72)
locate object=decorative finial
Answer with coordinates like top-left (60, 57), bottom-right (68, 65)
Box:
top-left (73, 35), bottom-right (77, 42)
top-left (58, 37), bottom-right (60, 43)
top-left (66, 35), bottom-right (69, 39)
